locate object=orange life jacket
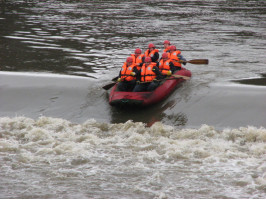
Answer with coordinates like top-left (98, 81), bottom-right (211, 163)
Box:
top-left (163, 47), bottom-right (171, 53)
top-left (163, 48), bottom-right (171, 58)
top-left (144, 49), bottom-right (159, 62)
top-left (131, 54), bottom-right (145, 70)
top-left (120, 62), bottom-right (136, 81)
top-left (158, 59), bottom-right (171, 75)
top-left (140, 62), bottom-right (157, 82)
top-left (170, 50), bottom-right (182, 67)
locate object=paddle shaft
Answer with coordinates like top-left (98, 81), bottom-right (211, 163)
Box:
top-left (180, 59), bottom-right (209, 65)
top-left (102, 76), bottom-right (127, 90)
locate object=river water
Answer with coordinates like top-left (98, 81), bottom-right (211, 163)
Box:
top-left (0, 0), bottom-right (265, 198)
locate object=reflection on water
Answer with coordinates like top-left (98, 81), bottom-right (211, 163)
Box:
top-left (161, 112), bottom-right (187, 127)
top-left (110, 99), bottom-right (187, 127)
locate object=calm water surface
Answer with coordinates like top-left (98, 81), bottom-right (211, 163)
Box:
top-left (0, 0), bottom-right (265, 198)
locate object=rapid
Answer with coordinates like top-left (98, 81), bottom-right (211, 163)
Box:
top-left (0, 0), bottom-right (265, 198)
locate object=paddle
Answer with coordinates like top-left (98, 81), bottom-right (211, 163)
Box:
top-left (102, 76), bottom-right (128, 90)
top-left (171, 74), bottom-right (191, 80)
top-left (102, 75), bottom-right (121, 90)
top-left (180, 59), bottom-right (209, 65)
top-left (102, 82), bottom-right (117, 90)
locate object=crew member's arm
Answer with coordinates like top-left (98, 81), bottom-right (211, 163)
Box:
top-left (117, 70), bottom-right (122, 82)
top-left (133, 66), bottom-right (141, 81)
top-left (151, 52), bottom-right (159, 63)
top-left (178, 54), bottom-right (186, 65)
top-left (169, 61), bottom-right (181, 72)
top-left (139, 56), bottom-right (145, 67)
top-left (152, 66), bottom-right (164, 80)
top-left (131, 66), bottom-right (139, 76)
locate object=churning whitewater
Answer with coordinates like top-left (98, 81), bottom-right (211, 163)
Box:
top-left (0, 116), bottom-right (265, 198)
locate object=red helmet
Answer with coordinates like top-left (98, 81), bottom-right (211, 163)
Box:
top-left (170, 45), bottom-right (176, 51)
top-left (145, 57), bottom-right (152, 63)
top-left (126, 57), bottom-right (133, 63)
top-left (163, 40), bottom-right (170, 45)
top-left (148, 43), bottom-right (155, 48)
top-left (135, 48), bottom-right (141, 54)
top-left (162, 53), bottom-right (168, 59)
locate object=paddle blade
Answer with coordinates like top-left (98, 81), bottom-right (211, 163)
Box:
top-left (187, 59), bottom-right (209, 65)
top-left (172, 74), bottom-right (191, 80)
top-left (102, 82), bottom-right (116, 90)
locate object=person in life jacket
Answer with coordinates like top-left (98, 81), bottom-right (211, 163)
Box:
top-left (131, 48), bottom-right (145, 70)
top-left (144, 43), bottom-right (159, 63)
top-left (133, 57), bottom-right (163, 92)
top-left (157, 52), bottom-right (175, 77)
top-left (169, 45), bottom-right (187, 72)
top-left (163, 40), bottom-right (171, 55)
top-left (117, 56), bottom-right (139, 91)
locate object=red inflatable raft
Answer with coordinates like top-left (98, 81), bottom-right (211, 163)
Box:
top-left (109, 68), bottom-right (191, 107)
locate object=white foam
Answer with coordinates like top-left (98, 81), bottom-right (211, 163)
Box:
top-left (1, 116), bottom-right (265, 161)
top-left (0, 116), bottom-right (265, 198)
